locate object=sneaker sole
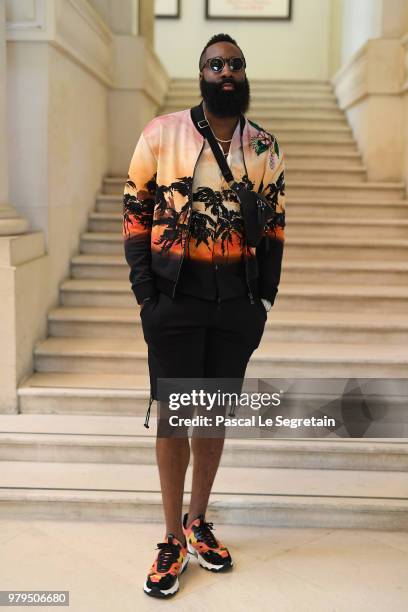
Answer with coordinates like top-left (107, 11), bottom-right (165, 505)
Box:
top-left (143, 555), bottom-right (189, 598)
top-left (187, 541), bottom-right (233, 573)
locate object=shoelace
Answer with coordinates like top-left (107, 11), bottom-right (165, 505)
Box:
top-left (155, 539), bottom-right (180, 572)
top-left (194, 520), bottom-right (218, 548)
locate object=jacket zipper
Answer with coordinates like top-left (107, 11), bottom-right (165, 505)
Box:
top-left (172, 141), bottom-right (206, 299)
top-left (238, 126), bottom-right (255, 305)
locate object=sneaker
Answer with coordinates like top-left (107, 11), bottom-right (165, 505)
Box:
top-left (143, 534), bottom-right (189, 598)
top-left (183, 513), bottom-right (233, 572)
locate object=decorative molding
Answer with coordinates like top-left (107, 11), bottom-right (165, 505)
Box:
top-left (112, 34), bottom-right (169, 104)
top-left (6, 0), bottom-right (113, 86)
top-left (331, 38), bottom-right (404, 109)
top-left (400, 32), bottom-right (408, 92)
top-left (54, 0), bottom-right (113, 86)
top-left (5, 0), bottom-right (49, 36)
top-left (5, 0), bottom-right (47, 33)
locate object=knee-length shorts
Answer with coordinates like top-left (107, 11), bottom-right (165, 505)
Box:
top-left (140, 291), bottom-right (267, 404)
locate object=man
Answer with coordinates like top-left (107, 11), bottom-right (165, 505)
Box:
top-left (123, 33), bottom-right (285, 598)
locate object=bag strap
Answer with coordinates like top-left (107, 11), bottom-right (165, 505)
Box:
top-left (190, 102), bottom-right (245, 187)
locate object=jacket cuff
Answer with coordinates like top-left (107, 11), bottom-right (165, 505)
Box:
top-left (132, 280), bottom-right (157, 305)
top-left (259, 286), bottom-right (278, 306)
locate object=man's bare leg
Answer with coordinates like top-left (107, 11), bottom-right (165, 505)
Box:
top-left (156, 437), bottom-right (190, 545)
top-left (186, 436), bottom-right (225, 524)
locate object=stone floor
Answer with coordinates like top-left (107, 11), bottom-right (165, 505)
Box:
top-left (1, 520), bottom-right (407, 611)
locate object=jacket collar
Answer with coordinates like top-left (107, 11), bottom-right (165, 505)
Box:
top-left (187, 103), bottom-right (258, 185)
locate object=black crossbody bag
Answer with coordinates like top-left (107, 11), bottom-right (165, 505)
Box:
top-left (191, 103), bottom-right (277, 248)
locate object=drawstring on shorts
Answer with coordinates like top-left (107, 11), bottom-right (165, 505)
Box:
top-left (144, 390), bottom-right (154, 429)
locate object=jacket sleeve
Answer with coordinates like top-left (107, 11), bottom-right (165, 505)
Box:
top-left (123, 132), bottom-right (158, 305)
top-left (256, 137), bottom-right (286, 306)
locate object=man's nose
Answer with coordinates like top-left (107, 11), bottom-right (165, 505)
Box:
top-left (220, 62), bottom-right (233, 77)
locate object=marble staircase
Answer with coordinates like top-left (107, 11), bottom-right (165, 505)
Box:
top-left (3, 78), bottom-right (408, 527)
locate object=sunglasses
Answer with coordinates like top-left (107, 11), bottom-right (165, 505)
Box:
top-left (201, 56), bottom-right (246, 73)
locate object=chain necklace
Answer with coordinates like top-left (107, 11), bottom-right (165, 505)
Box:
top-left (203, 109), bottom-right (233, 143)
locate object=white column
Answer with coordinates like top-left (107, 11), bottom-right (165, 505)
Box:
top-left (0, 0), bottom-right (47, 413)
top-left (332, 0), bottom-right (405, 182)
top-left (107, 0), bottom-right (169, 175)
top-left (0, 0), bottom-right (28, 235)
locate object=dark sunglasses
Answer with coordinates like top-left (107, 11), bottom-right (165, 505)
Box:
top-left (201, 56), bottom-right (246, 73)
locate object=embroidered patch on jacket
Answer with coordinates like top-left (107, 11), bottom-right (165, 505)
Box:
top-left (249, 121), bottom-right (280, 170)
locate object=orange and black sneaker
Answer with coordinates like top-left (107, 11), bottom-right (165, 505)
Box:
top-left (143, 534), bottom-right (189, 598)
top-left (183, 513), bottom-right (233, 572)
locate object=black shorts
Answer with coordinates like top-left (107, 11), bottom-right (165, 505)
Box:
top-left (140, 291), bottom-right (267, 402)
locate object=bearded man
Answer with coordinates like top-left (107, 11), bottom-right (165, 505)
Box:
top-left (123, 33), bottom-right (286, 599)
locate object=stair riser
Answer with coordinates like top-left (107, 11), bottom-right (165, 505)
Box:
top-left (283, 268), bottom-right (408, 286)
top-left (287, 170), bottom-right (366, 182)
top-left (286, 225), bottom-right (408, 240)
top-left (79, 240), bottom-right (408, 261)
top-left (90, 219), bottom-right (408, 240)
top-left (285, 244), bottom-right (408, 261)
top-left (249, 119), bottom-right (351, 131)
top-left (288, 186), bottom-right (404, 199)
top-left (288, 204), bottom-right (408, 219)
top-left (159, 114), bottom-right (348, 130)
top-left (166, 94), bottom-right (338, 104)
top-left (260, 131), bottom-right (353, 143)
top-left (168, 85), bottom-right (334, 94)
top-left (97, 200), bottom-right (407, 218)
top-left (283, 143), bottom-right (358, 155)
top-left (70, 263), bottom-right (408, 286)
top-left (2, 497), bottom-right (407, 530)
top-left (285, 157), bottom-right (364, 169)
top-left (59, 288), bottom-right (408, 311)
top-left (162, 107), bottom-right (344, 120)
top-left (34, 354), bottom-right (408, 377)
top-left (103, 183), bottom-right (403, 199)
top-left (169, 86), bottom-right (334, 94)
top-left (60, 290), bottom-right (408, 312)
top-left (19, 395), bottom-right (148, 416)
top-left (48, 320), bottom-right (408, 345)
top-left (2, 443), bottom-right (407, 471)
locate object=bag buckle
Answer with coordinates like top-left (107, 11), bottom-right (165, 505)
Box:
top-left (198, 119), bottom-right (209, 128)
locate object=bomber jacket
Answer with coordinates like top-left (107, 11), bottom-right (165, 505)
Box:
top-left (122, 104), bottom-right (286, 308)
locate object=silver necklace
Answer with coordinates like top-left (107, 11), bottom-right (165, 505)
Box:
top-left (203, 109), bottom-right (233, 143)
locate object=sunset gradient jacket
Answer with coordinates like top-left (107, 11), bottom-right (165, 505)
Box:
top-left (122, 107), bottom-right (286, 306)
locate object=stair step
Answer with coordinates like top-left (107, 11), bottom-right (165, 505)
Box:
top-left (90, 213), bottom-right (408, 240)
top-left (161, 106), bottom-right (346, 120)
top-left (1, 415), bottom-right (407, 470)
top-left (285, 168), bottom-right (366, 182)
top-left (166, 91), bottom-right (338, 101)
top-left (47, 306), bottom-right (408, 345)
top-left (103, 177), bottom-right (405, 199)
top-left (59, 278), bottom-right (408, 312)
top-left (71, 255), bottom-right (408, 286)
top-left (79, 233), bottom-right (408, 262)
top-left (281, 142), bottom-right (358, 155)
top-left (32, 336), bottom-right (408, 377)
top-left (286, 198), bottom-right (408, 219)
top-left (96, 193), bottom-right (408, 218)
top-left (157, 110), bottom-right (349, 129)
top-left (285, 153), bottom-right (364, 169)
top-left (169, 79), bottom-right (333, 91)
top-left (1, 462), bottom-right (407, 528)
top-left (17, 372), bottom-right (150, 415)
top-left (71, 253), bottom-right (408, 286)
top-left (286, 218), bottom-right (408, 239)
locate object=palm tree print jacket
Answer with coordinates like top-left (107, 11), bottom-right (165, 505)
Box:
top-left (123, 107), bottom-right (286, 306)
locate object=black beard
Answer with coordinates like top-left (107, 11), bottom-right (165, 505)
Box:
top-left (200, 76), bottom-right (250, 117)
